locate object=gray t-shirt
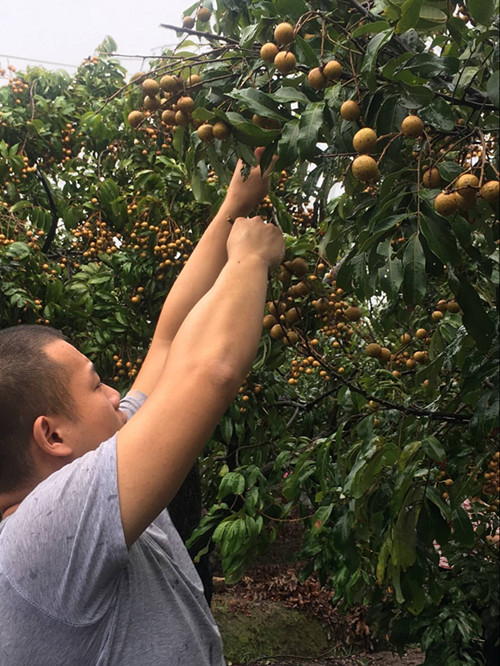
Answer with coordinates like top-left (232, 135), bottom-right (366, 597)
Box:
top-left (0, 392), bottom-right (225, 665)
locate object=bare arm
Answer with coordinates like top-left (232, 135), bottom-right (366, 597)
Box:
top-left (132, 149), bottom-right (275, 397)
top-left (116, 217), bottom-right (285, 547)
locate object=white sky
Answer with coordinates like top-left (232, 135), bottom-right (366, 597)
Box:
top-left (0, 0), bottom-right (196, 75)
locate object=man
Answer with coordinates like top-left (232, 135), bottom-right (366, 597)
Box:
top-left (0, 150), bottom-right (285, 665)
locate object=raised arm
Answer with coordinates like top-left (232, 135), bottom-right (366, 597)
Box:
top-left (116, 216), bottom-right (285, 548)
top-left (132, 149), bottom-right (275, 397)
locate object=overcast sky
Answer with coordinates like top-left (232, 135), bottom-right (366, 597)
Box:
top-left (0, 0), bottom-right (195, 75)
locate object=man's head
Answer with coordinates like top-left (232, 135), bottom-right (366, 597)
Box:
top-left (0, 325), bottom-right (125, 498)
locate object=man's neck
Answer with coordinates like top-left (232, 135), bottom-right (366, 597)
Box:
top-left (1, 503), bottom-right (21, 519)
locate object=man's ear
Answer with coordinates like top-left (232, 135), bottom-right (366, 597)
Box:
top-left (32, 415), bottom-right (74, 458)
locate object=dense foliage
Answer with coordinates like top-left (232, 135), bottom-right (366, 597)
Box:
top-left (0, 1), bottom-right (499, 662)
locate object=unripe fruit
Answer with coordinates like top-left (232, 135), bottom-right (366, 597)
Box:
top-left (270, 324), bottom-right (285, 340)
top-left (480, 180), bottom-right (499, 202)
top-left (177, 96), bottom-right (195, 113)
top-left (323, 59), bottom-right (342, 80)
top-left (352, 155), bottom-right (380, 183)
top-left (260, 42), bottom-right (279, 63)
top-left (401, 115), bottom-right (424, 139)
top-left (274, 22), bottom-right (294, 45)
top-left (161, 109), bottom-right (176, 124)
top-left (212, 121), bottom-right (230, 140)
top-left (422, 167), bottom-right (441, 188)
top-left (353, 127), bottom-right (377, 154)
top-left (415, 328), bottom-right (427, 339)
top-left (197, 123), bottom-right (214, 142)
top-left (130, 71), bottom-right (147, 85)
top-left (127, 110), bottom-right (144, 128)
top-left (366, 343), bottom-right (382, 358)
top-left (344, 306), bottom-right (362, 321)
top-left (142, 78), bottom-right (160, 97)
top-left (274, 51), bottom-right (297, 74)
top-left (182, 16), bottom-right (195, 29)
top-left (197, 7), bottom-right (212, 22)
top-left (340, 100), bottom-right (361, 121)
top-left (434, 192), bottom-right (458, 216)
top-left (308, 67), bottom-right (328, 90)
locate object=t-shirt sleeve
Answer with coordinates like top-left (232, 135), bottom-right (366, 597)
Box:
top-left (0, 391), bottom-right (147, 625)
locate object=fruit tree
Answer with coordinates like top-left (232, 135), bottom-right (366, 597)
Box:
top-left (0, 1), bottom-right (499, 662)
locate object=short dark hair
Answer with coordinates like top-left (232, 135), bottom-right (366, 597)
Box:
top-left (0, 325), bottom-right (76, 494)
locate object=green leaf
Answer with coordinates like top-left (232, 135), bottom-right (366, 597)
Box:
top-left (352, 20), bottom-right (392, 37)
top-left (276, 119), bottom-right (300, 170)
top-left (467, 0), bottom-right (495, 25)
top-left (453, 506), bottom-right (475, 548)
top-left (487, 71), bottom-right (500, 108)
top-left (402, 234), bottom-right (426, 306)
top-left (297, 102), bottom-right (325, 159)
top-left (396, 0), bottom-right (422, 33)
top-left (454, 276), bottom-right (495, 353)
top-left (361, 28), bottom-right (395, 92)
top-left (294, 35), bottom-right (319, 68)
top-left (419, 97), bottom-right (456, 132)
top-left (422, 436), bottom-right (446, 462)
top-left (378, 257), bottom-right (403, 299)
top-left (419, 209), bottom-right (460, 266)
top-left (418, 4), bottom-right (447, 23)
top-left (227, 88), bottom-right (289, 122)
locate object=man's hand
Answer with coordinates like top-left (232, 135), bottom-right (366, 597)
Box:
top-left (222, 148), bottom-right (277, 219)
top-left (227, 215), bottom-right (285, 271)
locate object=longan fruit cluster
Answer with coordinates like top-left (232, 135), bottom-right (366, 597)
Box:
top-left (287, 355), bottom-right (329, 385)
top-left (71, 218), bottom-right (118, 259)
top-left (111, 353), bottom-right (143, 383)
top-left (237, 376), bottom-right (263, 413)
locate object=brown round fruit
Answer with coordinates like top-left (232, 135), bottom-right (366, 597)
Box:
top-left (415, 328), bottom-right (427, 339)
top-left (260, 42), bottom-right (279, 63)
top-left (182, 16), bottom-right (195, 29)
top-left (212, 121), bottom-right (230, 141)
top-left (175, 110), bottom-right (190, 127)
top-left (480, 180), bottom-right (499, 202)
top-left (432, 310), bottom-right (444, 322)
top-left (447, 301), bottom-right (460, 313)
top-left (263, 314), bottom-right (277, 328)
top-left (197, 7), bottom-right (212, 22)
top-left (340, 100), bottom-right (361, 121)
top-left (160, 75), bottom-right (180, 92)
top-left (422, 167), bottom-right (441, 188)
top-left (290, 257), bottom-right (309, 277)
top-left (455, 191), bottom-right (476, 212)
top-left (366, 343), bottom-right (382, 358)
top-left (274, 22), bottom-right (294, 45)
top-left (379, 347), bottom-right (392, 363)
top-left (308, 67), bottom-right (328, 90)
top-left (274, 51), bottom-right (297, 74)
top-left (129, 71), bottom-right (147, 85)
top-left (344, 306), bottom-right (362, 321)
top-left (186, 75), bottom-right (201, 88)
top-left (161, 109), bottom-right (176, 125)
top-left (143, 95), bottom-right (161, 111)
top-left (177, 96), bottom-right (195, 113)
top-left (434, 192), bottom-right (458, 216)
top-left (401, 115), bottom-right (424, 139)
top-left (252, 114), bottom-right (281, 130)
top-left (270, 324), bottom-right (285, 340)
top-left (353, 127), bottom-right (377, 154)
top-left (142, 78), bottom-right (160, 97)
top-left (352, 155), bottom-right (380, 183)
top-left (197, 123), bottom-right (214, 142)
top-left (323, 59), bottom-right (342, 80)
top-left (456, 173), bottom-right (479, 192)
top-left (127, 110), bottom-right (144, 128)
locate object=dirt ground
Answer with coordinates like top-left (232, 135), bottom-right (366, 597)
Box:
top-left (211, 519), bottom-right (425, 666)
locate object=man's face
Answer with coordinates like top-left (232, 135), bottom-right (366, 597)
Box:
top-left (45, 339), bottom-right (127, 459)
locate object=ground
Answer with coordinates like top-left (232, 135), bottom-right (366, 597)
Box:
top-left (211, 520), bottom-right (426, 666)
